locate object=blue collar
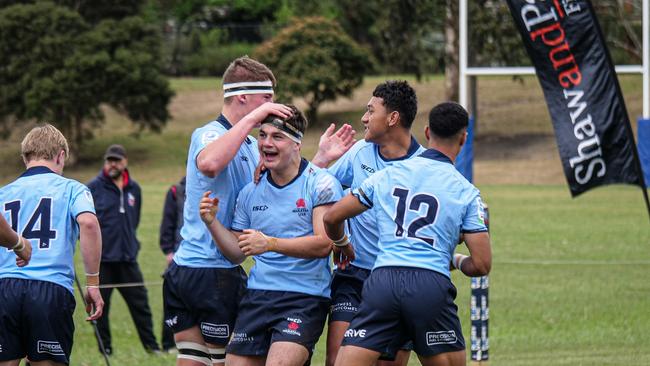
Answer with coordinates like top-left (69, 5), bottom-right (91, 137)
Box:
top-left (419, 148), bottom-right (453, 165)
top-left (377, 136), bottom-right (421, 162)
top-left (20, 166), bottom-right (56, 178)
top-left (216, 114), bottom-right (232, 130)
top-left (216, 114), bottom-right (252, 144)
top-left (267, 158), bottom-right (309, 189)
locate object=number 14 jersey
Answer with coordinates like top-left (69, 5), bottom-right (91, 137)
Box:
top-left (0, 167), bottom-right (96, 293)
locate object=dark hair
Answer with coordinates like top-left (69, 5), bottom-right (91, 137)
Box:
top-left (372, 80), bottom-right (417, 128)
top-left (428, 102), bottom-right (469, 138)
top-left (284, 104), bottom-right (308, 134)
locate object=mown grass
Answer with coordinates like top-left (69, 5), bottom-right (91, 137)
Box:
top-left (68, 184), bottom-right (650, 366)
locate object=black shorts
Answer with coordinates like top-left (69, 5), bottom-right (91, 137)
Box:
top-left (329, 265), bottom-right (369, 323)
top-left (226, 289), bottom-right (329, 357)
top-left (0, 278), bottom-right (75, 364)
top-left (342, 267), bottom-right (465, 359)
top-left (163, 262), bottom-right (247, 345)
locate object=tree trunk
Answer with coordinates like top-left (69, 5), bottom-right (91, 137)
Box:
top-left (306, 96), bottom-right (321, 127)
top-left (444, 0), bottom-right (459, 102)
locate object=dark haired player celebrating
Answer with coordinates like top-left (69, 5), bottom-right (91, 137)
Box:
top-left (199, 105), bottom-right (343, 366)
top-left (324, 102), bottom-right (492, 366)
top-left (314, 80), bottom-right (425, 366)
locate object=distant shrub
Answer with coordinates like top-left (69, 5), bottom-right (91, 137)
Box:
top-left (184, 42), bottom-right (255, 76)
top-left (254, 16), bottom-right (374, 124)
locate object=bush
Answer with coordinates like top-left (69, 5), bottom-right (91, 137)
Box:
top-left (254, 16), bottom-right (374, 124)
top-left (184, 42), bottom-right (255, 76)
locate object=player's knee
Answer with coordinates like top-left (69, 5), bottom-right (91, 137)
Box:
top-left (176, 341), bottom-right (212, 366)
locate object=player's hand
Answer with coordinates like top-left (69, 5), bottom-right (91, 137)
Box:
top-left (313, 123), bottom-right (356, 166)
top-left (199, 191), bottom-right (219, 225)
top-left (333, 243), bottom-right (355, 270)
top-left (85, 286), bottom-right (104, 321)
top-left (165, 252), bottom-right (174, 266)
top-left (241, 102), bottom-right (293, 128)
top-left (238, 229), bottom-right (270, 256)
top-left (253, 160), bottom-right (267, 184)
top-left (14, 237), bottom-right (32, 267)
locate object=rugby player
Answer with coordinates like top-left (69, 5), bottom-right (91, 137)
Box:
top-left (0, 124), bottom-right (103, 365)
top-left (198, 105), bottom-right (343, 366)
top-left (165, 56), bottom-right (353, 366)
top-left (323, 102), bottom-right (492, 366)
top-left (314, 80), bottom-right (425, 366)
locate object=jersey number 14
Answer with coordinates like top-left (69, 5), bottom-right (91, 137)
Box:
top-left (392, 187), bottom-right (438, 245)
top-left (4, 198), bottom-right (57, 249)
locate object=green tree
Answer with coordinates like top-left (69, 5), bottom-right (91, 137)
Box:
top-left (253, 17), bottom-right (373, 124)
top-left (0, 2), bottom-right (173, 162)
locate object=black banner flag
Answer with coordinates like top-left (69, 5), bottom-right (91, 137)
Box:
top-left (505, 0), bottom-right (648, 201)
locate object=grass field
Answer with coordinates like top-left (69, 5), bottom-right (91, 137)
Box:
top-left (1, 75), bottom-right (649, 365)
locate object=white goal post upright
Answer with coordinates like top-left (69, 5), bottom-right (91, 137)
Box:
top-left (458, 0), bottom-right (648, 364)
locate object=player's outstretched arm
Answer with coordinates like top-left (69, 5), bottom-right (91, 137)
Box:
top-left (0, 215), bottom-right (32, 266)
top-left (311, 123), bottom-right (356, 168)
top-left (197, 102), bottom-right (293, 177)
top-left (238, 204), bottom-right (334, 259)
top-left (452, 232), bottom-right (491, 277)
top-left (77, 212), bottom-right (104, 321)
top-left (323, 193), bottom-right (369, 267)
top-left (199, 191), bottom-right (246, 264)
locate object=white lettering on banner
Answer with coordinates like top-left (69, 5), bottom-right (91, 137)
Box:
top-left (563, 89), bottom-right (606, 184)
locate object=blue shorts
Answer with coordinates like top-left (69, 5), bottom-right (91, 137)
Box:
top-left (226, 289), bottom-right (329, 357)
top-left (330, 265), bottom-right (413, 355)
top-left (329, 265), bottom-right (369, 323)
top-left (342, 267), bottom-right (465, 359)
top-left (163, 262), bottom-right (247, 345)
top-left (0, 278), bottom-right (75, 364)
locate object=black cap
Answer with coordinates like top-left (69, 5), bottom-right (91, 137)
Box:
top-left (104, 144), bottom-right (127, 160)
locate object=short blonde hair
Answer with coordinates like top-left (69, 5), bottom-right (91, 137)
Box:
top-left (21, 124), bottom-right (69, 163)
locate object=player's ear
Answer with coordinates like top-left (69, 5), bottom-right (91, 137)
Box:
top-left (424, 126), bottom-right (430, 141)
top-left (387, 111), bottom-right (400, 127)
top-left (56, 149), bottom-right (66, 164)
top-left (458, 129), bottom-right (467, 148)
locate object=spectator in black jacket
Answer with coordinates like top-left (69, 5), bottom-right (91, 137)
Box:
top-left (159, 176), bottom-right (185, 352)
top-left (87, 144), bottom-right (160, 355)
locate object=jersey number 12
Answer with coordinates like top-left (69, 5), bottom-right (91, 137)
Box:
top-left (392, 187), bottom-right (438, 245)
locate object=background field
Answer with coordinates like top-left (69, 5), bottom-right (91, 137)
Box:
top-left (0, 75), bottom-right (648, 365)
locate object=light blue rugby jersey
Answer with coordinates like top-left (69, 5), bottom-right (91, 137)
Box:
top-left (231, 159), bottom-right (343, 298)
top-left (353, 149), bottom-right (488, 278)
top-left (174, 115), bottom-right (259, 268)
top-left (0, 166), bottom-right (96, 293)
top-left (328, 137), bottom-right (425, 269)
